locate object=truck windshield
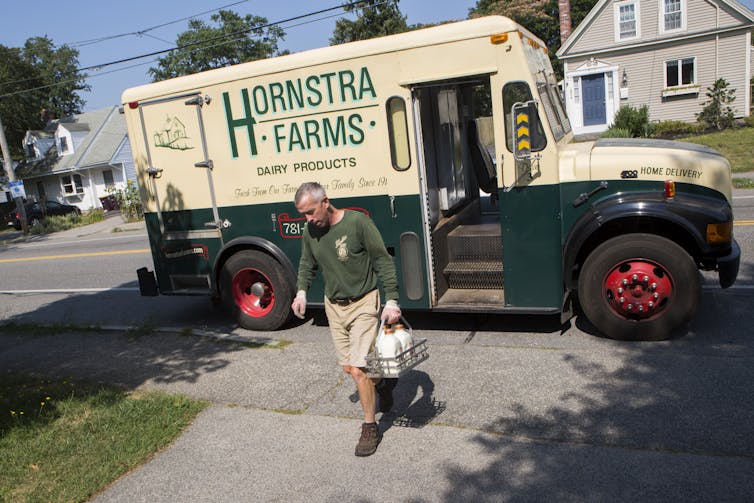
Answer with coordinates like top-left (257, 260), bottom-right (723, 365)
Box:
top-left (520, 34), bottom-right (573, 142)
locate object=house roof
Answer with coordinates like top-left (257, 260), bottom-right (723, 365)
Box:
top-left (557, 0), bottom-right (754, 58)
top-left (17, 106), bottom-right (127, 179)
top-left (60, 123), bottom-right (91, 132)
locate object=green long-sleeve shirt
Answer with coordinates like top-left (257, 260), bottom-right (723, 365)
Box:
top-left (296, 210), bottom-right (399, 302)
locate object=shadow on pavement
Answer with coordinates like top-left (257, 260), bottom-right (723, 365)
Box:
top-left (437, 286), bottom-right (754, 501)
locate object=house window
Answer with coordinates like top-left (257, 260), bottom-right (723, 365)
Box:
top-left (61, 174), bottom-right (84, 195)
top-left (662, 0), bottom-right (684, 32)
top-left (59, 136), bottom-right (68, 153)
top-left (665, 58), bottom-right (695, 88)
top-left (26, 142), bottom-right (36, 159)
top-left (103, 169), bottom-right (114, 188)
top-left (615, 1), bottom-right (639, 40)
top-left (572, 77), bottom-right (580, 104)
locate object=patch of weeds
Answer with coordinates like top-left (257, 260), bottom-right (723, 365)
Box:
top-left (112, 225), bottom-right (143, 233)
top-left (124, 323), bottom-right (156, 339)
top-left (732, 177), bottom-right (754, 189)
top-left (229, 339), bottom-right (292, 349)
top-left (0, 322), bottom-right (103, 336)
top-left (267, 408), bottom-right (305, 415)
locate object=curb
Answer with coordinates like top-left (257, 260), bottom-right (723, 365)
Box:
top-left (0, 322), bottom-right (283, 347)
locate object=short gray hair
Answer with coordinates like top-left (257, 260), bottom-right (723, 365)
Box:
top-left (295, 182), bottom-right (326, 205)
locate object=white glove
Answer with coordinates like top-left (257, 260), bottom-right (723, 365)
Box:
top-left (381, 299), bottom-right (401, 324)
top-left (291, 290), bottom-right (307, 319)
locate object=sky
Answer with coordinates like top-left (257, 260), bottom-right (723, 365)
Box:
top-left (2, 0), bottom-right (753, 113)
top-left (0, 0), bottom-right (479, 112)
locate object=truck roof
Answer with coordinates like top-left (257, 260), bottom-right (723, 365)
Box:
top-left (121, 16), bottom-right (523, 104)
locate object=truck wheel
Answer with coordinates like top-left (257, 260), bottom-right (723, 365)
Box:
top-left (578, 234), bottom-right (699, 341)
top-left (220, 250), bottom-right (293, 331)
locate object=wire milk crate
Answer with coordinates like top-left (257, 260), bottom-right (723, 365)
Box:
top-left (365, 318), bottom-right (429, 378)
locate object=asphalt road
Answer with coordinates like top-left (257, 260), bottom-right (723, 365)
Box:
top-left (1, 200), bottom-right (753, 501)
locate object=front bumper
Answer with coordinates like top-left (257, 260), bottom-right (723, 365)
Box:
top-left (717, 239), bottom-right (740, 288)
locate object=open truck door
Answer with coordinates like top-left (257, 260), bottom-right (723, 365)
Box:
top-left (131, 92), bottom-right (227, 294)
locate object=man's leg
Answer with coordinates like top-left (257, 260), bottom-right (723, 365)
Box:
top-left (375, 377), bottom-right (397, 413)
top-left (343, 365), bottom-right (376, 423)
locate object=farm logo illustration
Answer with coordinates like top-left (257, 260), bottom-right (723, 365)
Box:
top-left (335, 235), bottom-right (349, 262)
top-left (154, 115), bottom-right (193, 150)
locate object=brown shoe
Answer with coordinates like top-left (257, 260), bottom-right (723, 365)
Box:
top-left (354, 422), bottom-right (381, 457)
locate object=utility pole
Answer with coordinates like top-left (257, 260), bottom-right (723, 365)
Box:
top-left (0, 112), bottom-right (28, 235)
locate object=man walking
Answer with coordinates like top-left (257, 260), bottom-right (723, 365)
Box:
top-left (291, 182), bottom-right (401, 457)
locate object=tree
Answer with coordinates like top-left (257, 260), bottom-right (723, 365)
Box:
top-left (0, 46), bottom-right (41, 158)
top-left (696, 78), bottom-right (736, 130)
top-left (330, 0), bottom-right (409, 45)
top-left (22, 37), bottom-right (88, 118)
top-left (149, 10), bottom-right (284, 81)
top-left (469, 0), bottom-right (598, 77)
top-left (0, 38), bottom-right (86, 159)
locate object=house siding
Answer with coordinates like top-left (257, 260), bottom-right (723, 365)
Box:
top-left (566, 0), bottom-right (748, 56)
top-left (568, 3), bottom-right (614, 54)
top-left (560, 0), bottom-right (753, 132)
top-left (112, 138), bottom-right (136, 182)
top-left (687, 0), bottom-right (743, 32)
top-left (567, 29), bottom-right (750, 125)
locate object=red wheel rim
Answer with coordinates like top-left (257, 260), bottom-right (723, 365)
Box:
top-left (602, 259), bottom-right (674, 320)
top-left (232, 268), bottom-right (274, 318)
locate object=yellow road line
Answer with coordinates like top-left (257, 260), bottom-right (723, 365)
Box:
top-left (734, 220), bottom-right (754, 226)
top-left (0, 249), bottom-right (150, 264)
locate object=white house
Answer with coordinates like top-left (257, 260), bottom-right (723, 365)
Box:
top-left (17, 106), bottom-right (136, 211)
top-left (557, 0), bottom-right (754, 135)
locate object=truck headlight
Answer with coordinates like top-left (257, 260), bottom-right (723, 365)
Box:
top-left (706, 222), bottom-right (732, 244)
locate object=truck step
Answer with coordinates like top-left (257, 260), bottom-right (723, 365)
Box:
top-left (443, 259), bottom-right (504, 289)
top-left (447, 223), bottom-right (502, 261)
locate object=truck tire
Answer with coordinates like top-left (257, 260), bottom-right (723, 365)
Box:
top-left (219, 250), bottom-right (293, 331)
top-left (578, 233), bottom-right (699, 341)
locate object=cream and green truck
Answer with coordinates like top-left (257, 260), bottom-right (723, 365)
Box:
top-left (122, 16), bottom-right (739, 340)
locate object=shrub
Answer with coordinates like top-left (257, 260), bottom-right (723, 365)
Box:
top-left (610, 105), bottom-right (654, 137)
top-left (651, 120), bottom-right (701, 138)
top-left (601, 127), bottom-right (632, 138)
top-left (81, 209), bottom-right (106, 225)
top-left (28, 210), bottom-right (105, 235)
top-left (696, 78), bottom-right (736, 130)
top-left (107, 181), bottom-right (143, 222)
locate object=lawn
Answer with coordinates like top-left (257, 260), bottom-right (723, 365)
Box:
top-left (679, 126), bottom-right (754, 174)
top-left (0, 372), bottom-right (207, 502)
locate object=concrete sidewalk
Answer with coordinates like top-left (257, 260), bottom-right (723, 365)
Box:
top-left (0, 210), bottom-right (145, 244)
top-left (2, 310), bottom-right (753, 502)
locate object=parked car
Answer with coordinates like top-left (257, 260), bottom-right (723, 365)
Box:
top-left (7, 201), bottom-right (81, 230)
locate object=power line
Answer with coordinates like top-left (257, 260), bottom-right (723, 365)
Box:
top-left (78, 1), bottom-right (370, 72)
top-left (0, 0), bottom-right (251, 89)
top-left (69, 0), bottom-right (250, 47)
top-left (25, 10), bottom-right (357, 98)
top-left (0, 0), bottom-right (377, 100)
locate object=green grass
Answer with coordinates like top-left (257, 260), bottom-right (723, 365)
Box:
top-left (681, 127), bottom-right (754, 173)
top-left (732, 177), bottom-right (754, 189)
top-left (29, 210), bottom-right (107, 235)
top-left (0, 373), bottom-right (208, 502)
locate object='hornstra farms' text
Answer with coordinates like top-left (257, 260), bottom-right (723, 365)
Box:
top-left (223, 67), bottom-right (377, 158)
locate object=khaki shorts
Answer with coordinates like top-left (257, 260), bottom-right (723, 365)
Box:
top-left (324, 289), bottom-right (380, 368)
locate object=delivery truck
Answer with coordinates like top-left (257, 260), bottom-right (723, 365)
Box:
top-left (122, 16), bottom-right (739, 340)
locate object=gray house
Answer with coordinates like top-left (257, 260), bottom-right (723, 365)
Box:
top-left (18, 106), bottom-right (135, 211)
top-left (557, 0), bottom-right (754, 135)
